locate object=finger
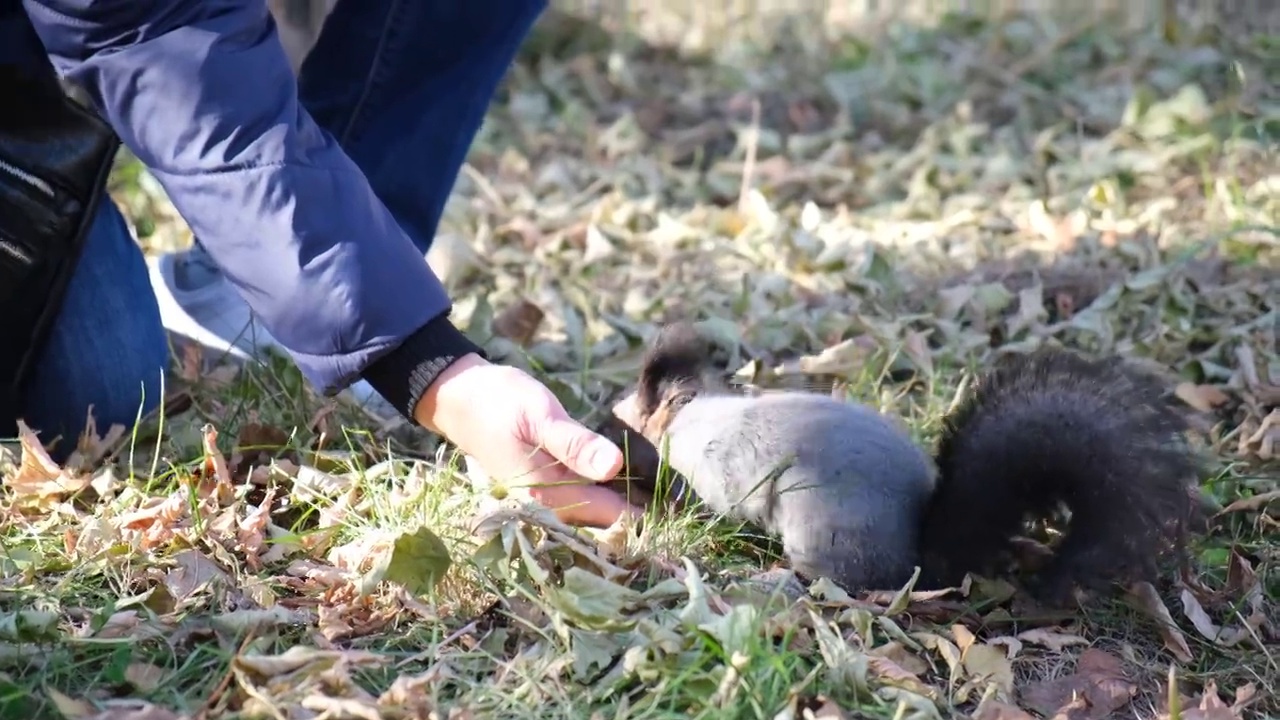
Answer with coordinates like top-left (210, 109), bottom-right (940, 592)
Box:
top-left (527, 480), bottom-right (641, 528)
top-left (535, 417), bottom-right (624, 481)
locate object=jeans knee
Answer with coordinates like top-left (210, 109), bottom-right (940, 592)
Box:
top-left (20, 199), bottom-right (169, 454)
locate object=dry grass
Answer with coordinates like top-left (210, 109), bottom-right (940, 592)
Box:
top-left (1, 8), bottom-right (1277, 720)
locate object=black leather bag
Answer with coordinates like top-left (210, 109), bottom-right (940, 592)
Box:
top-left (0, 64), bottom-right (120, 436)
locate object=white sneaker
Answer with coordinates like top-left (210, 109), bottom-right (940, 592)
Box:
top-left (146, 242), bottom-right (390, 414)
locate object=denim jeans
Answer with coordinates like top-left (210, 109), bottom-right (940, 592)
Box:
top-left (17, 0), bottom-right (542, 451)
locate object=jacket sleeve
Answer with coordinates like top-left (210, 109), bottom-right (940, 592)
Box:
top-left (21, 0), bottom-right (479, 411)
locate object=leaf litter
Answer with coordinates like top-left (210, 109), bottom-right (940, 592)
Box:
top-left (4, 5), bottom-right (1279, 720)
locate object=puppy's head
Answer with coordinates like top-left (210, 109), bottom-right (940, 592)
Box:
top-left (613, 322), bottom-right (716, 443)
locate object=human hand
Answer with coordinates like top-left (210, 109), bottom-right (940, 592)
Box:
top-left (413, 353), bottom-right (639, 527)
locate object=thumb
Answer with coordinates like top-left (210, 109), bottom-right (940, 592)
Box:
top-left (535, 416), bottom-right (624, 481)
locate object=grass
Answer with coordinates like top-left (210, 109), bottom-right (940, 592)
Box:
top-left (2, 8), bottom-right (1278, 720)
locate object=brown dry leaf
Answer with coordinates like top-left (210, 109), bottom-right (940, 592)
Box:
top-left (124, 661), bottom-right (167, 693)
top-left (5, 419), bottom-right (92, 512)
top-left (285, 559), bottom-right (350, 588)
top-left (79, 610), bottom-right (169, 642)
top-left (866, 653), bottom-right (935, 698)
top-left (1016, 628), bottom-right (1091, 653)
top-left (1174, 382), bottom-right (1231, 413)
top-left (951, 623), bottom-right (977, 653)
top-left (117, 491), bottom-right (189, 550)
top-left (974, 700), bottom-right (1037, 720)
top-left (986, 635), bottom-right (1023, 659)
top-left (300, 694), bottom-right (383, 720)
top-left (199, 423), bottom-right (235, 504)
top-left (776, 337), bottom-right (875, 378)
top-left (1179, 587), bottom-right (1251, 647)
top-left (211, 606), bottom-right (310, 637)
top-left (1218, 488), bottom-right (1280, 515)
top-left (868, 641), bottom-right (930, 675)
top-left (46, 687), bottom-right (95, 719)
top-left (377, 663), bottom-right (453, 717)
top-left (234, 645), bottom-right (385, 679)
top-left (491, 298), bottom-right (546, 346)
top-left (1020, 648), bottom-right (1137, 720)
top-left (317, 599), bottom-right (397, 642)
top-left (84, 702), bottom-right (186, 720)
top-left (960, 642), bottom-right (1015, 702)
top-left (1158, 679), bottom-right (1246, 720)
top-left (591, 510), bottom-right (639, 561)
top-left (1222, 551), bottom-right (1273, 640)
top-left (1125, 581), bottom-right (1194, 662)
top-left (901, 330), bottom-right (934, 378)
top-left (67, 410), bottom-right (127, 471)
top-left (65, 516), bottom-right (123, 561)
top-left (327, 531), bottom-right (396, 576)
top-left (1238, 409), bottom-right (1279, 461)
top-left (1231, 683), bottom-right (1258, 713)
top-left (164, 549), bottom-right (231, 603)
top-left (235, 421), bottom-right (291, 455)
top-left (914, 632), bottom-right (963, 680)
top-left (1026, 199), bottom-right (1080, 251)
top-left (236, 487), bottom-right (277, 570)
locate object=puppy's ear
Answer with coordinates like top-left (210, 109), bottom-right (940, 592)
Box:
top-left (637, 322), bottom-right (708, 416)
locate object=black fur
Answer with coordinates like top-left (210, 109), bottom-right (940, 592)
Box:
top-left (636, 322), bottom-right (710, 417)
top-left (918, 349), bottom-right (1197, 600)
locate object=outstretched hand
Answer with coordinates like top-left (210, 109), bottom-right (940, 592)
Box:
top-left (413, 352), bottom-right (638, 527)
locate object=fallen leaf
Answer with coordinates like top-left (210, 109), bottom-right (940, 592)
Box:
top-left (1016, 628), bottom-right (1091, 653)
top-left (1174, 383), bottom-right (1231, 413)
top-left (45, 687), bottom-right (95, 719)
top-left (0, 610), bottom-right (58, 642)
top-left (777, 337), bottom-right (876, 377)
top-left (1218, 489), bottom-right (1279, 515)
top-left (987, 635), bottom-right (1023, 659)
top-left (866, 653), bottom-right (934, 698)
top-left (4, 420), bottom-right (92, 512)
top-left (1157, 679), bottom-right (1246, 720)
top-left (164, 549), bottom-right (230, 603)
top-left (67, 410), bottom-right (127, 471)
top-left (211, 606), bottom-right (308, 636)
top-left (974, 700), bottom-right (1037, 720)
top-left (124, 662), bottom-right (167, 693)
top-left (199, 424), bottom-right (235, 504)
top-left (901, 330), bottom-right (934, 378)
top-left (1020, 648), bottom-right (1137, 720)
top-left (1238, 409), bottom-right (1279, 461)
top-left (117, 491), bottom-right (188, 550)
top-left (236, 487), bottom-right (277, 569)
top-left (77, 610), bottom-right (168, 642)
top-left (951, 623), bottom-right (977, 654)
top-left (868, 641), bottom-right (930, 676)
top-left (1125, 581), bottom-right (1194, 662)
top-left (961, 642), bottom-right (1015, 700)
top-left (378, 663), bottom-right (452, 717)
top-left (234, 645), bottom-right (385, 679)
top-left (1179, 587), bottom-right (1251, 647)
top-left (491, 298), bottom-right (546, 346)
top-left (86, 702), bottom-right (185, 720)
top-left (285, 559), bottom-right (349, 587)
top-left (301, 694), bottom-right (383, 720)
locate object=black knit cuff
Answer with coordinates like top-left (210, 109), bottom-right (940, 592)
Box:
top-left (361, 312), bottom-right (486, 421)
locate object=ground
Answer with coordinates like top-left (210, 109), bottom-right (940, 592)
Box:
top-left (2, 8), bottom-right (1278, 720)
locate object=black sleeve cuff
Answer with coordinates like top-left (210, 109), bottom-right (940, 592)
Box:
top-left (361, 312), bottom-right (487, 421)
